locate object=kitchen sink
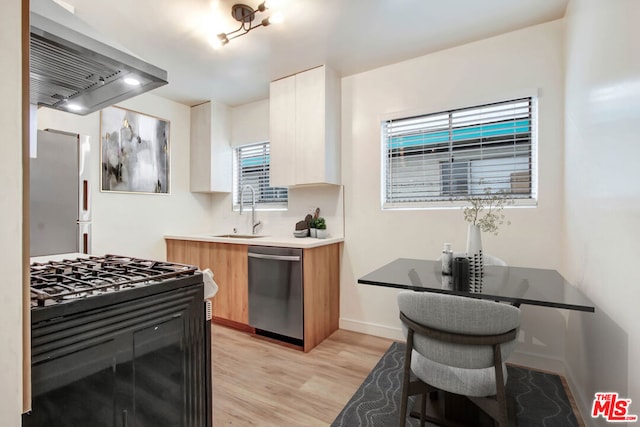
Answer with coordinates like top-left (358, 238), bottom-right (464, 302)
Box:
top-left (212, 234), bottom-right (265, 239)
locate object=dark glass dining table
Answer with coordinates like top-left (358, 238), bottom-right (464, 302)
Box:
top-left (359, 258), bottom-right (594, 425)
top-left (358, 258), bottom-right (594, 312)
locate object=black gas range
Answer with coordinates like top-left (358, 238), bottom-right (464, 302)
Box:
top-left (23, 254), bottom-right (212, 427)
top-left (29, 254), bottom-right (202, 318)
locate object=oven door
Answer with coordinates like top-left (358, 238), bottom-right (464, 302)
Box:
top-left (23, 285), bottom-right (207, 427)
top-left (26, 337), bottom-right (123, 427)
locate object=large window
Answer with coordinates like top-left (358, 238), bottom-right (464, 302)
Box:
top-left (382, 97), bottom-right (537, 208)
top-left (233, 142), bottom-right (288, 210)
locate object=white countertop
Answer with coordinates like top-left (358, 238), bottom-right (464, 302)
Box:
top-left (164, 233), bottom-right (344, 248)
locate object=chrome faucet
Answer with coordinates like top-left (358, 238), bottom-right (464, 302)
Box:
top-left (239, 184), bottom-right (262, 234)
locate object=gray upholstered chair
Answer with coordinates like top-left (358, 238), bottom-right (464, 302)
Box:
top-left (397, 291), bottom-right (521, 427)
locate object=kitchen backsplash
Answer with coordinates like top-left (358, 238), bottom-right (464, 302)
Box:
top-left (208, 185), bottom-right (345, 238)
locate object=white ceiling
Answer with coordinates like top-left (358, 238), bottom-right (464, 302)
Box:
top-left (34, 0), bottom-right (568, 107)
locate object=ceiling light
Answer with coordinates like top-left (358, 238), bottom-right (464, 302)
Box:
top-left (264, 11), bottom-right (283, 25)
top-left (66, 103), bottom-right (83, 112)
top-left (214, 2), bottom-right (283, 47)
top-left (263, 0), bottom-right (279, 9)
top-left (124, 77), bottom-right (141, 86)
top-left (208, 33), bottom-right (229, 49)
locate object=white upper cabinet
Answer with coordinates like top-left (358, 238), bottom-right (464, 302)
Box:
top-left (190, 101), bottom-right (232, 193)
top-left (269, 65), bottom-right (341, 187)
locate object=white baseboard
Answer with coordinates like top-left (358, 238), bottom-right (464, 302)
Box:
top-left (509, 349), bottom-right (567, 374)
top-left (339, 317), bottom-right (405, 341)
top-left (564, 363), bottom-right (598, 427)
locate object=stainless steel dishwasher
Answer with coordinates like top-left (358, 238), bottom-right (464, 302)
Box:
top-left (248, 246), bottom-right (304, 344)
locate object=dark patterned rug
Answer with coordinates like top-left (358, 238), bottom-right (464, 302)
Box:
top-left (331, 342), bottom-right (581, 427)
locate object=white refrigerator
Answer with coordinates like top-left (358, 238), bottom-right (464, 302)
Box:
top-left (30, 129), bottom-right (91, 257)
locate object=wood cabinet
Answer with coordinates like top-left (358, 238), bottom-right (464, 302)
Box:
top-left (166, 240), bottom-right (249, 330)
top-left (166, 239), bottom-right (341, 351)
top-left (269, 65), bottom-right (341, 187)
top-left (302, 243), bottom-right (340, 352)
top-left (190, 101), bottom-right (232, 193)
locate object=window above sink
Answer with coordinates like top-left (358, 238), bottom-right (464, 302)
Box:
top-left (233, 142), bottom-right (288, 211)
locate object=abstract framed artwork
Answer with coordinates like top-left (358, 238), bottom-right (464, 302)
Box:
top-left (100, 106), bottom-right (170, 194)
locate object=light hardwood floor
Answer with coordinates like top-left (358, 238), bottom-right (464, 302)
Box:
top-left (211, 324), bottom-right (395, 426)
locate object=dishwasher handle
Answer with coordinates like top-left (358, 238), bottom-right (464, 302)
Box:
top-left (248, 252), bottom-right (301, 262)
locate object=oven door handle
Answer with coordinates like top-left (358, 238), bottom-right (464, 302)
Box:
top-left (248, 253), bottom-right (301, 262)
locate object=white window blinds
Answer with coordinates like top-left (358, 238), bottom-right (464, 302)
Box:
top-left (382, 97), bottom-right (537, 208)
top-left (234, 142), bottom-right (288, 209)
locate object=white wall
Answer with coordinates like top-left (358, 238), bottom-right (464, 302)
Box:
top-left (563, 0), bottom-right (640, 422)
top-left (35, 93), bottom-right (345, 257)
top-left (340, 21), bottom-right (568, 365)
top-left (206, 185), bottom-right (345, 238)
top-left (204, 99), bottom-right (345, 238)
top-left (0, 0), bottom-right (24, 423)
top-left (231, 99), bottom-right (270, 147)
top-left (36, 94), bottom-right (214, 260)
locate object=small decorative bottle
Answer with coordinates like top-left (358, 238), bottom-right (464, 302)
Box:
top-left (441, 243), bottom-right (453, 275)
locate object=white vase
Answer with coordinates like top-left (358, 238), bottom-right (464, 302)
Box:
top-left (316, 229), bottom-right (327, 239)
top-left (466, 224), bottom-right (483, 255)
top-left (466, 223), bottom-right (484, 291)
top-left (310, 228), bottom-right (317, 238)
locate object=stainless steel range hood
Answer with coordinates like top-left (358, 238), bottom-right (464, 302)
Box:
top-left (30, 11), bottom-right (168, 116)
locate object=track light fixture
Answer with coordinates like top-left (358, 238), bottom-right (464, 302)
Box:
top-left (211, 1), bottom-right (283, 48)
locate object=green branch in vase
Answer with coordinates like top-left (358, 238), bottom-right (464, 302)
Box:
top-left (462, 187), bottom-right (513, 235)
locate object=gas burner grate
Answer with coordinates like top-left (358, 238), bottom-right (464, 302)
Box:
top-left (30, 254), bottom-right (199, 307)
